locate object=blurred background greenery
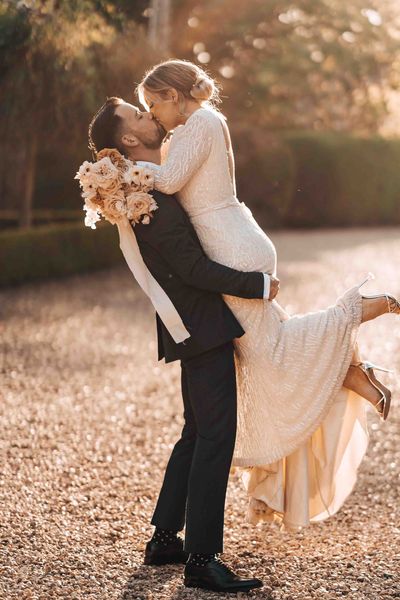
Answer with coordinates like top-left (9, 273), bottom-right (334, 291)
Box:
top-left (1, 0), bottom-right (400, 285)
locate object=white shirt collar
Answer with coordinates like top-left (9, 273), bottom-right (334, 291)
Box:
top-left (136, 160), bottom-right (157, 168)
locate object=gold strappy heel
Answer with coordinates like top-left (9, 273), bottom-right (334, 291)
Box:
top-left (350, 361), bottom-right (393, 421)
top-left (357, 272), bottom-right (400, 315)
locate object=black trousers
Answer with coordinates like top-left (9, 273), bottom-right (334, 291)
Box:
top-left (150, 341), bottom-right (237, 553)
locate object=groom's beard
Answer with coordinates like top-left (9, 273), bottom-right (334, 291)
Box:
top-left (138, 121), bottom-right (167, 150)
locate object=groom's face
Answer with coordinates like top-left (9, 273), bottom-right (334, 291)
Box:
top-left (115, 102), bottom-right (166, 150)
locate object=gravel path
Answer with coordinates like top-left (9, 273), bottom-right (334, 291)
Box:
top-left (1, 227), bottom-right (399, 600)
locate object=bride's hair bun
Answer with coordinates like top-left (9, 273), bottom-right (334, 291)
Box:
top-left (190, 76), bottom-right (215, 101)
top-left (137, 59), bottom-right (221, 109)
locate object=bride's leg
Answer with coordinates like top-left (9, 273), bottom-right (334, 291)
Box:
top-left (343, 364), bottom-right (383, 409)
top-left (342, 345), bottom-right (390, 415)
top-left (361, 296), bottom-right (391, 323)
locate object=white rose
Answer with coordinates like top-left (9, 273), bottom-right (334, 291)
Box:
top-left (92, 156), bottom-right (119, 178)
top-left (123, 165), bottom-right (142, 189)
top-left (83, 205), bottom-right (101, 229)
top-left (138, 167), bottom-right (155, 191)
top-left (75, 161), bottom-right (93, 181)
top-left (149, 201), bottom-right (158, 212)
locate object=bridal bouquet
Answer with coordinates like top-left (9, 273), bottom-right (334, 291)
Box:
top-left (74, 148), bottom-right (158, 229)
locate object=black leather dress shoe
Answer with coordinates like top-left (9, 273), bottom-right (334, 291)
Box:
top-left (184, 556), bottom-right (263, 593)
top-left (144, 537), bottom-right (189, 566)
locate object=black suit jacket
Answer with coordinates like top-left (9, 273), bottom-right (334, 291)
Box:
top-left (133, 190), bottom-right (265, 362)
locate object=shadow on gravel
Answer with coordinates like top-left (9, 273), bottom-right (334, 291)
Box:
top-left (122, 564), bottom-right (274, 599)
top-left (122, 563), bottom-right (182, 599)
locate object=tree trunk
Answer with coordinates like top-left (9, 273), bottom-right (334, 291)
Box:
top-left (19, 134), bottom-right (38, 229)
top-left (148, 0), bottom-right (171, 55)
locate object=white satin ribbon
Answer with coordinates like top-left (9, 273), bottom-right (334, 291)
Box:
top-left (116, 216), bottom-right (191, 344)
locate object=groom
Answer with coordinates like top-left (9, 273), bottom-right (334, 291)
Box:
top-left (89, 98), bottom-right (279, 593)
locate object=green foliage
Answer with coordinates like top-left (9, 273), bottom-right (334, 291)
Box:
top-left (173, 0), bottom-right (400, 132)
top-left (0, 0), bottom-right (158, 218)
top-left (0, 3), bottom-right (30, 78)
top-left (0, 221), bottom-right (123, 286)
top-left (233, 131), bottom-right (400, 228)
top-left (2, 132), bottom-right (400, 289)
top-left (0, 1), bottom-right (117, 134)
top-left (232, 125), bottom-right (296, 228)
top-left (1, 0), bottom-right (400, 230)
top-left (93, 0), bottom-right (149, 27)
top-left (29, 129), bottom-right (400, 230)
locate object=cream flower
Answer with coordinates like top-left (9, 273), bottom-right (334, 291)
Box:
top-left (83, 190), bottom-right (105, 210)
top-left (138, 166), bottom-right (155, 192)
top-left (124, 165), bottom-right (154, 192)
top-left (102, 190), bottom-right (127, 225)
top-left (84, 196), bottom-right (99, 211)
top-left (123, 165), bottom-right (143, 189)
top-left (121, 157), bottom-right (133, 173)
top-left (98, 178), bottom-right (122, 195)
top-left (80, 180), bottom-right (97, 195)
top-left (126, 191), bottom-right (157, 224)
top-left (75, 161), bottom-right (93, 183)
top-left (91, 157), bottom-right (120, 187)
top-left (149, 200), bottom-right (158, 212)
top-left (77, 155), bottom-right (156, 228)
top-left (96, 148), bottom-right (123, 167)
top-left (83, 204), bottom-right (101, 229)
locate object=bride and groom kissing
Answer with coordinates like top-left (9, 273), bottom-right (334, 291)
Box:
top-left (86, 59), bottom-right (398, 593)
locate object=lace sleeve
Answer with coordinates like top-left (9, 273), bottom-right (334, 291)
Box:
top-left (160, 136), bottom-right (171, 164)
top-left (149, 111), bottom-right (213, 195)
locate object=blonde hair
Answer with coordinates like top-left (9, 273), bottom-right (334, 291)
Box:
top-left (137, 59), bottom-right (221, 113)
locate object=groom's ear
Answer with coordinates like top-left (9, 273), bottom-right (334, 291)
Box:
top-left (121, 133), bottom-right (140, 148)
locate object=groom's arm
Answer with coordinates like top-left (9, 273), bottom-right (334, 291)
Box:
top-left (135, 192), bottom-right (266, 300)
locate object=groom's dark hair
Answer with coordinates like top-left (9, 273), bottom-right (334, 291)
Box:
top-left (88, 96), bottom-right (124, 158)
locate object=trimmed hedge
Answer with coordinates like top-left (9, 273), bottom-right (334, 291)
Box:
top-left (33, 128), bottom-right (400, 229)
top-left (0, 221), bottom-right (123, 287)
top-left (234, 130), bottom-right (400, 228)
top-left (2, 131), bottom-right (400, 288)
top-left (283, 132), bottom-right (400, 227)
top-left (233, 125), bottom-right (297, 228)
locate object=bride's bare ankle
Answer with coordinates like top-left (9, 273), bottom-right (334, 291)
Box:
top-left (361, 297), bottom-right (388, 323)
top-left (344, 365), bottom-right (382, 406)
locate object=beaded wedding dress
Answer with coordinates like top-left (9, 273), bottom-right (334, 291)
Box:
top-left (147, 106), bottom-right (370, 532)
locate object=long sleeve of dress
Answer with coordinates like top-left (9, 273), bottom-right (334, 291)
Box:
top-left (148, 112), bottom-right (214, 195)
top-left (135, 192), bottom-right (265, 299)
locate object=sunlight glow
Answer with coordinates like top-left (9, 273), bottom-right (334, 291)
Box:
top-left (197, 51), bottom-right (210, 64)
top-left (219, 65), bottom-right (235, 78)
top-left (361, 8), bottom-right (382, 26)
top-left (193, 42), bottom-right (205, 54)
top-left (342, 31), bottom-right (356, 43)
top-left (188, 16), bottom-right (199, 28)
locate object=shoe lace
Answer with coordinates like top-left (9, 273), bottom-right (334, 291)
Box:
top-left (212, 556), bottom-right (236, 577)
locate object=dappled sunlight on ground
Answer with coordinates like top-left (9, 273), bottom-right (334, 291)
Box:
top-left (1, 228), bottom-right (399, 599)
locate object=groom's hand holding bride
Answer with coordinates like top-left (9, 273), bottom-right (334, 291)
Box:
top-left (268, 275), bottom-right (280, 301)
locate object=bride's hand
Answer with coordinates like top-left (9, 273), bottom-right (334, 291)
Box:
top-left (269, 276), bottom-right (280, 300)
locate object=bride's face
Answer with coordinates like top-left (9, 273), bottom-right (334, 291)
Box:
top-left (143, 88), bottom-right (182, 132)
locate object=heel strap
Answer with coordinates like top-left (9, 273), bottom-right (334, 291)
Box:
top-left (350, 361), bottom-right (393, 373)
top-left (386, 294), bottom-right (400, 314)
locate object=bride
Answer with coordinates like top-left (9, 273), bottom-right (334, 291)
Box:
top-left (136, 59), bottom-right (398, 532)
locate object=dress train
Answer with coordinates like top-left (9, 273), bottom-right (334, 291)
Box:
top-left (232, 277), bottom-right (374, 532)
